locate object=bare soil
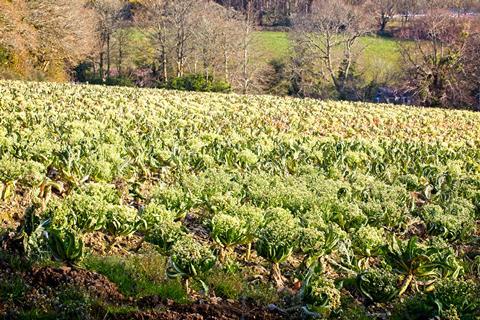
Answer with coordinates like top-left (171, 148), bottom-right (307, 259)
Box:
top-left (0, 255), bottom-right (284, 320)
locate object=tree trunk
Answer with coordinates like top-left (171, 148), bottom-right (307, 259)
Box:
top-left (107, 34), bottom-right (111, 78)
top-left (224, 50), bottom-right (229, 82)
top-left (243, 44), bottom-right (248, 93)
top-left (92, 59), bottom-right (96, 77)
top-left (118, 42), bottom-right (123, 77)
top-left (176, 59), bottom-right (182, 78)
top-left (99, 52), bottom-right (104, 80)
top-left (379, 15), bottom-right (389, 33)
top-left (242, 20), bottom-right (250, 93)
top-left (162, 50), bottom-right (168, 83)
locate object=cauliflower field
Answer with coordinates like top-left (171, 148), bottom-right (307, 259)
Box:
top-left (0, 80), bottom-right (479, 319)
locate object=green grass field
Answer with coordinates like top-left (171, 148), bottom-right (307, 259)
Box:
top-left (253, 31), bottom-right (402, 82)
top-left (252, 31), bottom-right (292, 60)
top-left (357, 36), bottom-right (402, 81)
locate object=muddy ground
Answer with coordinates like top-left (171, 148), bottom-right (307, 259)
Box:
top-left (0, 256), bottom-right (285, 320)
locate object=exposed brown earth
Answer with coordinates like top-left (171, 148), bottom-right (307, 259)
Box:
top-left (0, 255), bottom-right (284, 320)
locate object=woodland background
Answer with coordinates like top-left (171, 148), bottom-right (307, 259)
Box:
top-left (1, 0), bottom-right (480, 109)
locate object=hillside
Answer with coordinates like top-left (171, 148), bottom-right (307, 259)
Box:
top-left (253, 31), bottom-right (402, 83)
top-left (1, 81), bottom-right (479, 319)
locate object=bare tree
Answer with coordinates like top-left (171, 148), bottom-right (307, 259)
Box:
top-left (291, 0), bottom-right (372, 99)
top-left (241, 0), bottom-right (255, 94)
top-left (191, 2), bottom-right (240, 81)
top-left (2, 0), bottom-right (96, 80)
top-left (136, 0), bottom-right (243, 86)
top-left (135, 0), bottom-right (172, 82)
top-left (89, 0), bottom-right (125, 79)
top-left (0, 1), bottom-right (37, 76)
top-left (194, 3), bottom-right (222, 78)
top-left (398, 10), bottom-right (474, 108)
top-left (113, 27), bottom-right (130, 77)
top-left (397, 0), bottom-right (424, 26)
top-left (213, 0), bottom-right (317, 25)
top-left (465, 33), bottom-right (480, 110)
top-left (0, 0), bottom-right (100, 80)
top-left (167, 0), bottom-right (200, 77)
top-left (218, 8), bottom-right (241, 83)
top-left (367, 0), bottom-right (396, 33)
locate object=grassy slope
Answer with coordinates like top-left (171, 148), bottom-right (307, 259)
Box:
top-left (357, 36), bottom-right (402, 81)
top-left (252, 31), bottom-right (292, 60)
top-left (253, 31), bottom-right (402, 82)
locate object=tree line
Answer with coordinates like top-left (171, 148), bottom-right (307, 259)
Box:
top-left (288, 0), bottom-right (480, 109)
top-left (0, 0), bottom-right (253, 92)
top-left (216, 0), bottom-right (480, 32)
top-left (0, 0), bottom-right (479, 109)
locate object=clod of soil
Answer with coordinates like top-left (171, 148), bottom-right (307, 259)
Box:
top-left (28, 266), bottom-right (125, 302)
